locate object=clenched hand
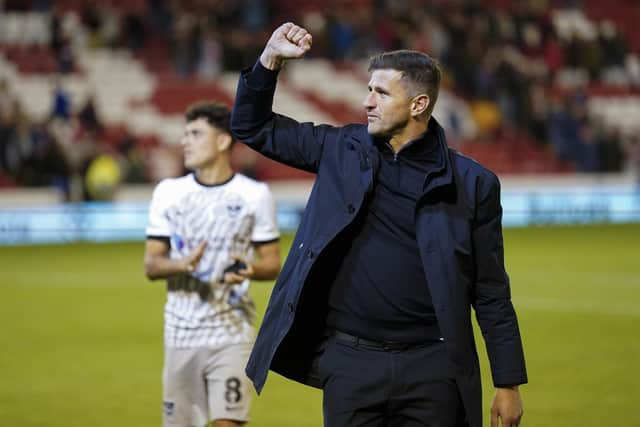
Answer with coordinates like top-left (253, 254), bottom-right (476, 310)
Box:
top-left (260, 22), bottom-right (313, 70)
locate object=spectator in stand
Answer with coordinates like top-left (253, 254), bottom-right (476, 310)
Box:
top-left (171, 9), bottom-right (200, 76)
top-left (543, 30), bottom-right (564, 78)
top-left (242, 0), bottom-right (270, 33)
top-left (0, 80), bottom-right (15, 173)
top-left (30, 121), bottom-right (72, 197)
top-left (2, 100), bottom-right (35, 183)
top-left (117, 132), bottom-right (148, 184)
top-left (147, 0), bottom-right (173, 36)
top-left (527, 80), bottom-right (551, 143)
top-left (121, 12), bottom-right (147, 51)
top-left (197, 26), bottom-right (223, 80)
top-left (78, 94), bottom-right (103, 136)
top-left (594, 123), bottom-right (624, 172)
top-left (627, 134), bottom-right (640, 189)
top-left (598, 20), bottom-right (628, 79)
top-left (49, 8), bottom-right (75, 74)
top-left (547, 94), bottom-right (584, 166)
top-left (51, 78), bottom-right (71, 120)
top-left (326, 10), bottom-right (357, 60)
top-left (81, 2), bottom-right (103, 48)
top-left (0, 79), bottom-right (13, 118)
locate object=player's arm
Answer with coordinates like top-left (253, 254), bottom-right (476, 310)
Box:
top-left (143, 238), bottom-right (206, 280)
top-left (223, 240), bottom-right (281, 284)
top-left (231, 22), bottom-right (335, 173)
top-left (249, 240), bottom-right (281, 280)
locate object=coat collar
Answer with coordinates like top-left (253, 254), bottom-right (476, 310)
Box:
top-left (422, 116), bottom-right (454, 196)
top-left (348, 117), bottom-right (454, 197)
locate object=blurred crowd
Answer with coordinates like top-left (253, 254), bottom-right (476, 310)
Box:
top-left (2, 0), bottom-right (640, 199)
top-left (0, 76), bottom-right (148, 200)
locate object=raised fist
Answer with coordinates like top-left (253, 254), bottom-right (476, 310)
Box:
top-left (260, 22), bottom-right (313, 70)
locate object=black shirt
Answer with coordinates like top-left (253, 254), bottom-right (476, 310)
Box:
top-left (326, 133), bottom-right (444, 343)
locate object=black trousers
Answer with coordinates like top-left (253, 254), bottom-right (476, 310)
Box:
top-left (315, 332), bottom-right (467, 427)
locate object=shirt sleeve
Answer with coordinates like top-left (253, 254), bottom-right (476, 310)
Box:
top-left (251, 183), bottom-right (280, 243)
top-left (146, 181), bottom-right (171, 238)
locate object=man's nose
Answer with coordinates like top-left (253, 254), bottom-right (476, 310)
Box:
top-left (363, 92), bottom-right (375, 109)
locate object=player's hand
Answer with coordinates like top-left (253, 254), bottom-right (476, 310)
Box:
top-left (491, 386), bottom-right (523, 427)
top-left (223, 255), bottom-right (254, 284)
top-left (260, 22), bottom-right (312, 70)
top-left (182, 241), bottom-right (207, 273)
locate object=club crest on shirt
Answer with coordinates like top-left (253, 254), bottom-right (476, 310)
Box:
top-left (226, 204), bottom-right (243, 217)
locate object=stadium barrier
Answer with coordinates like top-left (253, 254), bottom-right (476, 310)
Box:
top-left (1, 176), bottom-right (639, 245)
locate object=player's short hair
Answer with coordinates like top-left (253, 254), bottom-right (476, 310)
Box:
top-left (368, 50), bottom-right (442, 115)
top-left (185, 101), bottom-right (232, 138)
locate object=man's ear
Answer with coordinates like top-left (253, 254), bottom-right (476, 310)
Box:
top-left (217, 133), bottom-right (233, 152)
top-left (411, 94), bottom-right (430, 117)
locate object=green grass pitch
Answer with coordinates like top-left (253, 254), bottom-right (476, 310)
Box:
top-left (1, 223), bottom-right (639, 426)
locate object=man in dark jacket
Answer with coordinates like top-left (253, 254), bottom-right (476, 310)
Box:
top-left (231, 22), bottom-right (527, 427)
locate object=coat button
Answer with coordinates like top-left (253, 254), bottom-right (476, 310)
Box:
top-left (307, 250), bottom-right (315, 259)
top-left (287, 302), bottom-right (294, 313)
top-left (298, 243), bottom-right (304, 249)
top-left (347, 204), bottom-right (355, 214)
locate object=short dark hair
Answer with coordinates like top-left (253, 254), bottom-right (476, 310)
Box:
top-left (185, 101), bottom-right (232, 137)
top-left (368, 50), bottom-right (442, 115)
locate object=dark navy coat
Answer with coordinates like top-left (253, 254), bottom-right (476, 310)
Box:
top-left (231, 69), bottom-right (527, 427)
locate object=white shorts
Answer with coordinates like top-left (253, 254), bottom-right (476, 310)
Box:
top-left (162, 343), bottom-right (253, 426)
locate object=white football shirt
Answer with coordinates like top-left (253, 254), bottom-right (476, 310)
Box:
top-left (146, 173), bottom-right (279, 348)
